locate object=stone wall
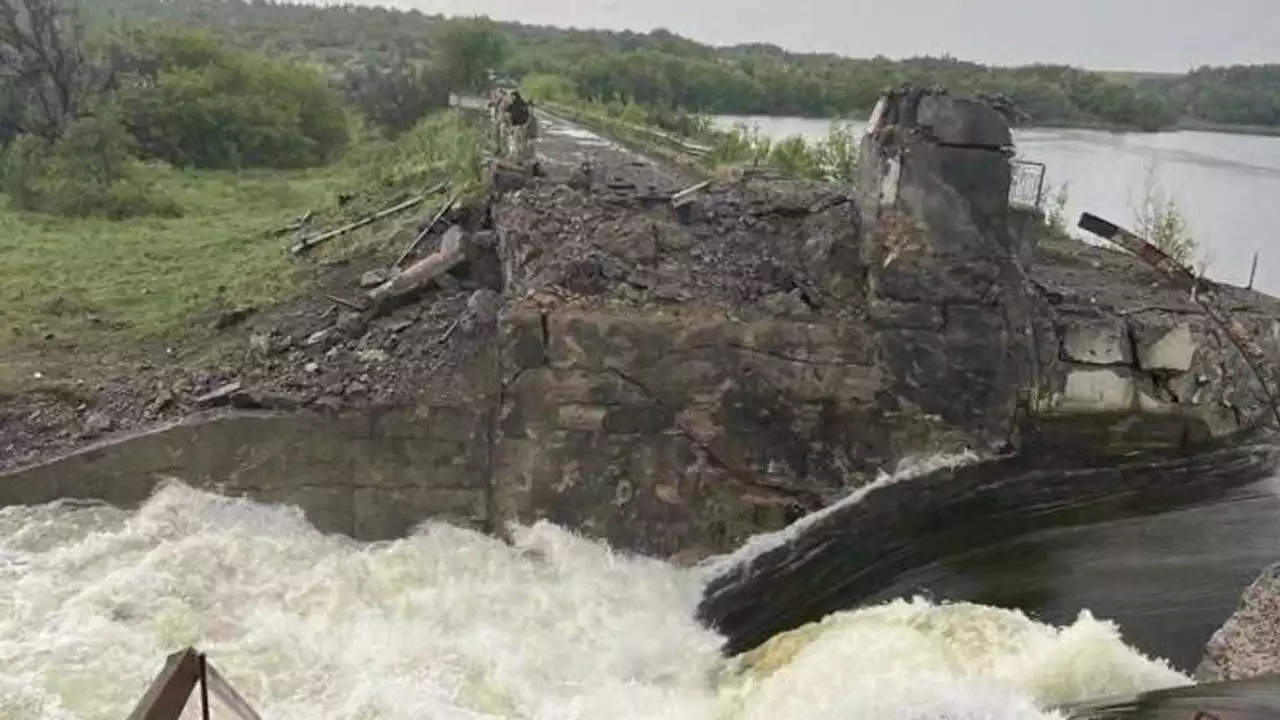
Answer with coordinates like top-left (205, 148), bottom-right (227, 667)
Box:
top-left (0, 409), bottom-right (492, 540)
top-left (491, 308), bottom-right (884, 556)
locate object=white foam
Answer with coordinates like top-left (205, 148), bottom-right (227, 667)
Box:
top-left (1, 480), bottom-right (1190, 720)
top-left (698, 450), bottom-right (983, 577)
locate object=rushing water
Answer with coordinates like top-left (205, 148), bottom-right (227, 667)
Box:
top-left (713, 116), bottom-right (1280, 296)
top-left (1, 478), bottom-right (1201, 720)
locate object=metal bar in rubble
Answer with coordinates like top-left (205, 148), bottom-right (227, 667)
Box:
top-left (1077, 212), bottom-right (1280, 427)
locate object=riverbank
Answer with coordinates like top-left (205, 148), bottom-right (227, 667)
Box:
top-left (0, 111), bottom-right (487, 397)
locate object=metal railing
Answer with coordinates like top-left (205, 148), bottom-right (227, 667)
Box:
top-left (127, 648), bottom-right (262, 720)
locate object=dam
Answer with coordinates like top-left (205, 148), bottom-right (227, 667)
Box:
top-left (4, 89), bottom-right (1280, 719)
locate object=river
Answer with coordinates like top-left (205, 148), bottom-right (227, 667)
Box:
top-left (714, 115), bottom-right (1280, 297)
top-left (0, 481), bottom-right (1203, 720)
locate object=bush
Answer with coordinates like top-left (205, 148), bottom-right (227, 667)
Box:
top-left (521, 73), bottom-right (578, 104)
top-left (341, 61), bottom-right (450, 136)
top-left (114, 29), bottom-right (350, 169)
top-left (1, 112), bottom-right (181, 220)
top-left (1132, 164), bottom-right (1199, 267)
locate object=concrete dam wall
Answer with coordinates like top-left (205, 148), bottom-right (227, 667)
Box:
top-left (4, 88), bottom-right (1280, 564)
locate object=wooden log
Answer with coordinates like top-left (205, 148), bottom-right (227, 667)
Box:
top-left (671, 180), bottom-right (712, 208)
top-left (368, 244), bottom-right (466, 310)
top-left (126, 648), bottom-right (201, 720)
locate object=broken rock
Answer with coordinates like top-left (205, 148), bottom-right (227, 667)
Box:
top-left (466, 289), bottom-right (502, 331)
top-left (1135, 323), bottom-right (1196, 373)
top-left (1057, 368), bottom-right (1137, 412)
top-left (368, 245), bottom-right (466, 310)
top-left (1061, 321), bottom-right (1131, 366)
top-left (1196, 564), bottom-right (1280, 681)
top-left (361, 268), bottom-right (393, 288)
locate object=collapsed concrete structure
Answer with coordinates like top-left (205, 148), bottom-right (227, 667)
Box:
top-left (2, 87), bottom-right (1279, 570)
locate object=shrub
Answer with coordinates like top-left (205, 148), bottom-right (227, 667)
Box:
top-left (338, 111), bottom-right (486, 214)
top-left (340, 61), bottom-right (450, 136)
top-left (114, 29), bottom-right (350, 169)
top-left (1, 112), bottom-right (181, 219)
top-left (1132, 163), bottom-right (1199, 267)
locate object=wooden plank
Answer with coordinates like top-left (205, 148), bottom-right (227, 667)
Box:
top-left (290, 192), bottom-right (436, 255)
top-left (126, 647), bottom-right (201, 720)
top-left (392, 191), bottom-right (458, 270)
top-left (671, 180), bottom-right (712, 208)
top-left (205, 662), bottom-right (265, 720)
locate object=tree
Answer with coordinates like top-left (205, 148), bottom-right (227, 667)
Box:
top-left (113, 28), bottom-right (349, 169)
top-left (434, 17), bottom-right (506, 94)
top-left (341, 59), bottom-right (449, 135)
top-left (0, 0), bottom-right (108, 140)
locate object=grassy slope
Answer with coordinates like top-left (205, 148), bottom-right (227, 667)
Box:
top-left (0, 111), bottom-right (485, 393)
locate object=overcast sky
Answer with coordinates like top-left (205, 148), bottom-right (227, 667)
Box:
top-left (374, 0), bottom-right (1278, 72)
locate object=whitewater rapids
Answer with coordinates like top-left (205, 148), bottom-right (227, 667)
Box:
top-left (1, 481), bottom-right (1192, 720)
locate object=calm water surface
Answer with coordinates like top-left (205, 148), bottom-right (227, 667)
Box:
top-left (715, 115), bottom-right (1280, 296)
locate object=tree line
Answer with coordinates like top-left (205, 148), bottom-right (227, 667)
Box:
top-left (70, 0), bottom-right (1280, 132)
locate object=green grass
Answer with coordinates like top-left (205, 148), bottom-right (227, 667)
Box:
top-left (0, 110), bottom-right (487, 392)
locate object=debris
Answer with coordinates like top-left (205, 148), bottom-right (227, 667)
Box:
top-left (386, 317), bottom-right (416, 334)
top-left (323, 293), bottom-right (366, 312)
top-left (290, 193), bottom-right (433, 255)
top-left (671, 180), bottom-right (712, 208)
top-left (360, 269), bottom-right (393, 288)
top-left (466, 289), bottom-right (502, 330)
top-left (335, 311), bottom-right (367, 338)
top-left (80, 411), bottom-right (115, 438)
top-left (436, 315), bottom-right (464, 346)
top-left (304, 362), bottom-right (320, 374)
top-left (194, 382), bottom-right (242, 407)
top-left (392, 191), bottom-right (459, 270)
top-left (269, 210), bottom-right (315, 237)
top-left (1078, 212), bottom-right (1280, 426)
top-left (368, 241), bottom-right (467, 312)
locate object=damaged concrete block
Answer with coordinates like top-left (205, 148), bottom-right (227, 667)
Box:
top-left (1061, 322), bottom-right (1131, 366)
top-left (1135, 323), bottom-right (1196, 373)
top-left (915, 94), bottom-right (1013, 148)
top-left (1058, 368), bottom-right (1137, 412)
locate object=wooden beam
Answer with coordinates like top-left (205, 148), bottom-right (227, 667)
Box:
top-left (126, 648), bottom-right (201, 720)
top-left (205, 662), bottom-right (265, 720)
